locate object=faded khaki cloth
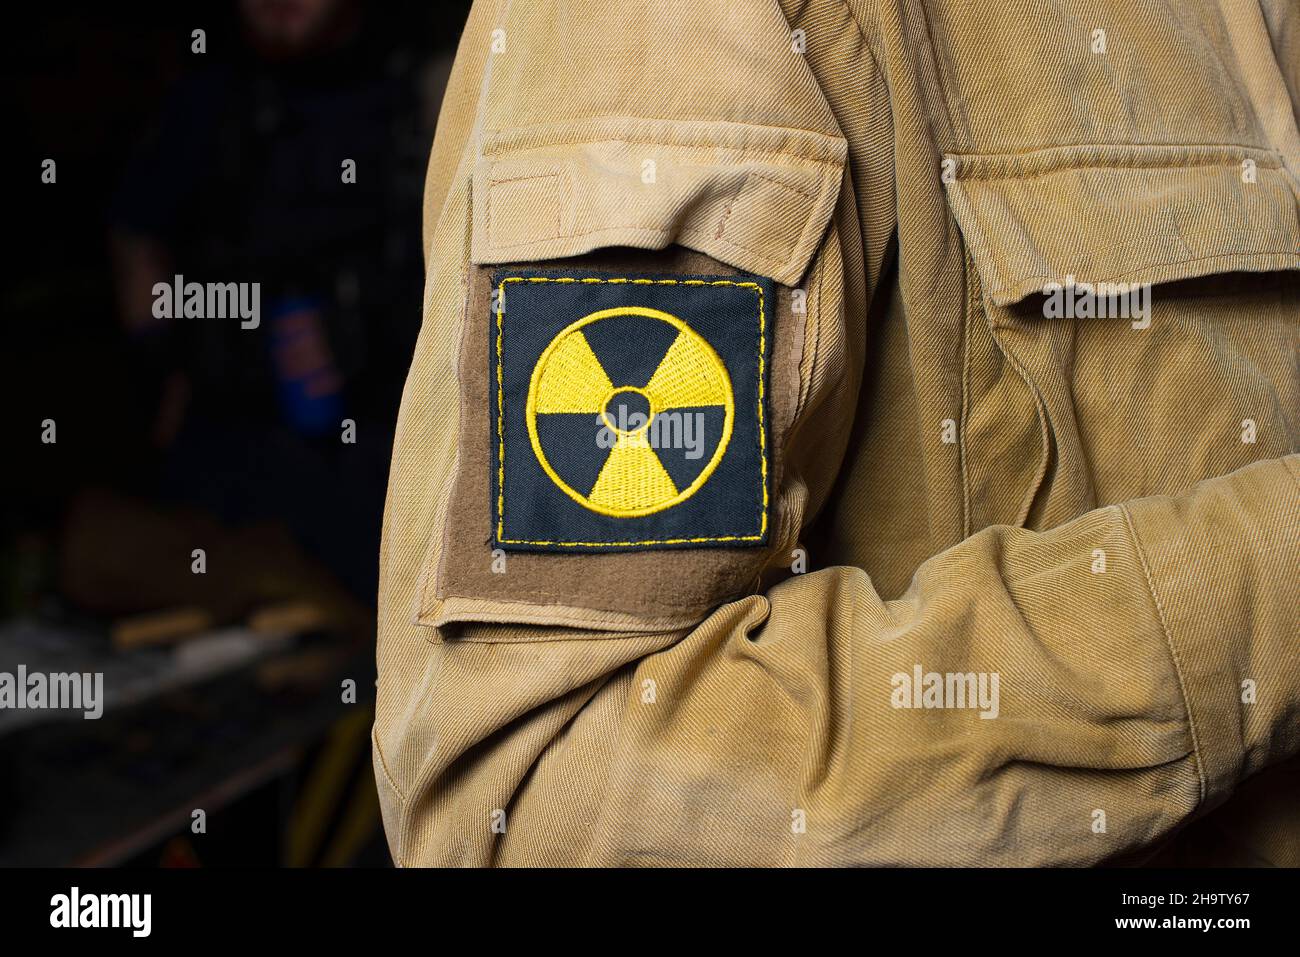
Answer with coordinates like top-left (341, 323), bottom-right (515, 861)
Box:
top-left (374, 0), bottom-right (1300, 866)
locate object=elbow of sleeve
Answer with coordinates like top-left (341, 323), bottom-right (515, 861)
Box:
top-left (1122, 454), bottom-right (1300, 808)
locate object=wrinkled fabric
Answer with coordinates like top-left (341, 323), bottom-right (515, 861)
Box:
top-left (374, 0), bottom-right (1300, 866)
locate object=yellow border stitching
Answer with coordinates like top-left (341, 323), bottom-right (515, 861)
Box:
top-left (495, 276), bottom-right (768, 547)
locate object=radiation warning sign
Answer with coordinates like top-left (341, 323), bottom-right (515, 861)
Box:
top-left (490, 271), bottom-right (773, 552)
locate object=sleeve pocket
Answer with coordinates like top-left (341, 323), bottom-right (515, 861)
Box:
top-left (416, 120), bottom-right (846, 637)
top-left (470, 117), bottom-right (845, 286)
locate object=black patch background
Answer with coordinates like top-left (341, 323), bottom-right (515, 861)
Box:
top-left (491, 270), bottom-right (772, 551)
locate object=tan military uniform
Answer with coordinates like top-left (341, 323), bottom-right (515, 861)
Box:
top-left (373, 0), bottom-right (1300, 865)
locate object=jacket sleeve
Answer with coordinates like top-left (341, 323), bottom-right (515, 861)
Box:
top-left (372, 0), bottom-right (1300, 866)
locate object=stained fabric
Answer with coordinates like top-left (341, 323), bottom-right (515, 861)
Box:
top-left (374, 0), bottom-right (1300, 867)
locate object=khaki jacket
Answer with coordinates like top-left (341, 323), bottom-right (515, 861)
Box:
top-left (374, 0), bottom-right (1300, 866)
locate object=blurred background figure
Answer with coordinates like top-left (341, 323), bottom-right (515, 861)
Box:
top-left (110, 0), bottom-right (433, 598)
top-left (1, 1), bottom-right (467, 866)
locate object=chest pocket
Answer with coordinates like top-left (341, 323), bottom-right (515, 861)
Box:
top-left (943, 145), bottom-right (1300, 530)
top-left (922, 0), bottom-right (1300, 528)
top-left (922, 0), bottom-right (1291, 156)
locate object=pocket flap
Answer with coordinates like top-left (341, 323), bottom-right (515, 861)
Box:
top-left (943, 145), bottom-right (1300, 307)
top-left (471, 118), bottom-right (846, 287)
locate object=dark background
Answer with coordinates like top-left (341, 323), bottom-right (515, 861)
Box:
top-left (1, 0), bottom-right (470, 866)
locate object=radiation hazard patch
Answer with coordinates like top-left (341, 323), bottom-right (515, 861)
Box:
top-left (490, 270), bottom-right (773, 551)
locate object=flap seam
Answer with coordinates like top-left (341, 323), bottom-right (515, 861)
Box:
top-left (946, 144), bottom-right (1284, 182)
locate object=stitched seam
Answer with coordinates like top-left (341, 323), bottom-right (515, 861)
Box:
top-left (959, 249), bottom-right (974, 538)
top-left (746, 169), bottom-right (817, 200)
top-left (947, 144), bottom-right (1283, 175)
top-left (486, 222), bottom-right (803, 277)
top-left (1119, 502), bottom-right (1209, 808)
top-left (710, 169), bottom-right (829, 268)
top-left (487, 173), bottom-right (562, 247)
top-left (917, 0), bottom-right (968, 147)
top-left (793, 249), bottom-right (823, 423)
top-left (718, 171), bottom-right (819, 246)
top-left (495, 276), bottom-right (767, 547)
top-left (485, 224), bottom-right (667, 252)
top-left (488, 174), bottom-right (558, 186)
top-left (952, 151), bottom-right (1283, 172)
top-left (441, 627), bottom-right (688, 647)
top-left (482, 131), bottom-right (845, 164)
top-left (495, 277), bottom-right (507, 541)
top-left (981, 304), bottom-right (1054, 529)
top-left (959, 157), bottom-right (1286, 179)
top-left (986, 249), bottom-right (1300, 304)
top-left (680, 227), bottom-right (800, 272)
top-left (756, 277), bottom-right (769, 537)
top-left (371, 729), bottom-right (406, 805)
top-left (497, 535), bottom-right (763, 546)
top-left (951, 141), bottom-right (1278, 157)
top-left (434, 594), bottom-right (713, 617)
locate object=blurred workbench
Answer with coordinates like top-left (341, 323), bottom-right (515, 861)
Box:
top-left (0, 616), bottom-right (380, 866)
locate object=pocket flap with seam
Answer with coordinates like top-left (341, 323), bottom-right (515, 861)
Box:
top-left (941, 142), bottom-right (1300, 533)
top-left (471, 117), bottom-right (846, 288)
top-left (942, 144), bottom-right (1300, 308)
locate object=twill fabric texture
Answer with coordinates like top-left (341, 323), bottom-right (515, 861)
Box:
top-left (373, 0), bottom-right (1300, 867)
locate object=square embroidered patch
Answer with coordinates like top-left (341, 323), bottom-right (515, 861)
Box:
top-left (490, 269), bottom-right (773, 552)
